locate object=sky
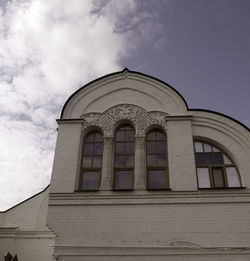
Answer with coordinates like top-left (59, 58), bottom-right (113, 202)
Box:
top-left (0, 0), bottom-right (249, 211)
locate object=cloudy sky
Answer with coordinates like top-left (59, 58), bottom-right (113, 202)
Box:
top-left (0, 0), bottom-right (249, 210)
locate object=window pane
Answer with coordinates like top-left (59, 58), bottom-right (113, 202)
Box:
top-left (148, 170), bottom-right (167, 189)
top-left (93, 156), bottom-right (102, 167)
top-left (82, 156), bottom-right (92, 167)
top-left (124, 155), bottom-right (134, 167)
top-left (155, 141), bottom-right (166, 153)
top-left (212, 168), bottom-right (225, 188)
top-left (94, 143), bottom-right (103, 154)
top-left (82, 171), bottom-right (99, 190)
top-left (147, 155), bottom-right (157, 166)
top-left (197, 168), bottom-right (210, 188)
top-left (94, 133), bottom-right (103, 142)
top-left (125, 131), bottom-right (134, 141)
top-left (115, 143), bottom-right (124, 154)
top-left (156, 154), bottom-right (167, 166)
top-left (115, 155), bottom-right (134, 167)
top-left (147, 132), bottom-right (155, 141)
top-left (226, 167), bottom-right (240, 187)
top-left (125, 142), bottom-right (134, 154)
top-left (116, 131), bottom-right (124, 141)
top-left (213, 152), bottom-right (223, 164)
top-left (84, 143), bottom-right (93, 155)
top-left (195, 153), bottom-right (207, 165)
top-left (114, 170), bottom-right (133, 190)
top-left (194, 142), bottom-right (203, 152)
top-left (147, 141), bottom-right (156, 153)
top-left (156, 132), bottom-right (165, 140)
top-left (115, 155), bottom-right (125, 167)
top-left (85, 134), bottom-right (94, 142)
top-left (223, 154), bottom-right (232, 164)
top-left (203, 153), bottom-right (215, 164)
top-left (204, 143), bottom-right (212, 152)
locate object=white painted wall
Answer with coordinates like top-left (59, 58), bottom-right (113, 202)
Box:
top-left (0, 186), bottom-right (55, 261)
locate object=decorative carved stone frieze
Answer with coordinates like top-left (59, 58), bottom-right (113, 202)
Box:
top-left (80, 104), bottom-right (168, 136)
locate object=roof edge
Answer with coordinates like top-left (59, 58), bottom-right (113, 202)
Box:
top-left (60, 68), bottom-right (189, 118)
top-left (59, 68), bottom-right (249, 133)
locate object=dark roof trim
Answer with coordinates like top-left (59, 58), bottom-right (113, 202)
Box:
top-left (0, 185), bottom-right (50, 213)
top-left (60, 68), bottom-right (250, 133)
top-left (60, 68), bottom-right (188, 118)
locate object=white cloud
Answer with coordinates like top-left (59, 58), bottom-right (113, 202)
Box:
top-left (0, 0), bottom-right (161, 210)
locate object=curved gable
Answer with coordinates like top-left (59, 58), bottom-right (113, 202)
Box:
top-left (61, 68), bottom-right (188, 119)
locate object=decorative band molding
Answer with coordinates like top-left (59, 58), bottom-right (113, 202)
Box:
top-left (80, 104), bottom-right (169, 136)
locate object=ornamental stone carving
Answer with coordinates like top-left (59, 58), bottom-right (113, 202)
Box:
top-left (80, 104), bottom-right (168, 136)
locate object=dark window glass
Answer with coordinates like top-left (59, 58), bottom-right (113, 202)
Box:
top-left (146, 130), bottom-right (168, 189)
top-left (125, 143), bottom-right (134, 154)
top-left (83, 143), bottom-right (93, 155)
top-left (94, 143), bottom-right (102, 154)
top-left (116, 131), bottom-right (124, 141)
top-left (213, 153), bottom-right (223, 164)
top-left (82, 156), bottom-right (92, 167)
top-left (196, 152), bottom-right (223, 165)
top-left (125, 131), bottom-right (134, 141)
top-left (195, 153), bottom-right (206, 165)
top-left (156, 154), bottom-right (167, 166)
top-left (82, 171), bottom-right (99, 190)
top-left (212, 167), bottom-right (225, 188)
top-left (85, 134), bottom-right (94, 142)
top-left (95, 133), bottom-right (103, 142)
top-left (156, 141), bottom-right (166, 153)
top-left (147, 132), bottom-right (155, 141)
top-left (114, 125), bottom-right (134, 190)
top-left (147, 155), bottom-right (157, 166)
top-left (80, 132), bottom-right (103, 190)
top-left (114, 170), bottom-right (133, 190)
top-left (93, 156), bottom-right (102, 167)
top-left (148, 170), bottom-right (167, 189)
top-left (147, 141), bottom-right (156, 153)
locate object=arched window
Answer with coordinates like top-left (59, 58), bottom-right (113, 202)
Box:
top-left (194, 141), bottom-right (242, 188)
top-left (114, 125), bottom-right (134, 190)
top-left (146, 130), bottom-right (169, 189)
top-left (80, 132), bottom-right (103, 190)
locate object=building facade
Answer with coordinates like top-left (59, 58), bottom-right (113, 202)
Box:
top-left (1, 69), bottom-right (250, 260)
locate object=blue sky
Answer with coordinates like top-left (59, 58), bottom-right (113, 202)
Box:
top-left (0, 0), bottom-right (249, 210)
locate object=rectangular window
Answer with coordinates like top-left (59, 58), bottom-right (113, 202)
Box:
top-left (148, 170), bottom-right (167, 189)
top-left (197, 168), bottom-right (210, 188)
top-left (212, 167), bottom-right (225, 188)
top-left (114, 170), bottom-right (133, 190)
top-left (82, 171), bottom-right (99, 190)
top-left (226, 167), bottom-right (240, 187)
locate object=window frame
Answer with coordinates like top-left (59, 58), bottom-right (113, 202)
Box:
top-left (79, 131), bottom-right (103, 191)
top-left (113, 124), bottom-right (135, 191)
top-left (146, 129), bottom-right (169, 190)
top-left (194, 140), bottom-right (242, 189)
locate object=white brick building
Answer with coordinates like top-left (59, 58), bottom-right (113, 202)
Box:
top-left (1, 69), bottom-right (250, 260)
